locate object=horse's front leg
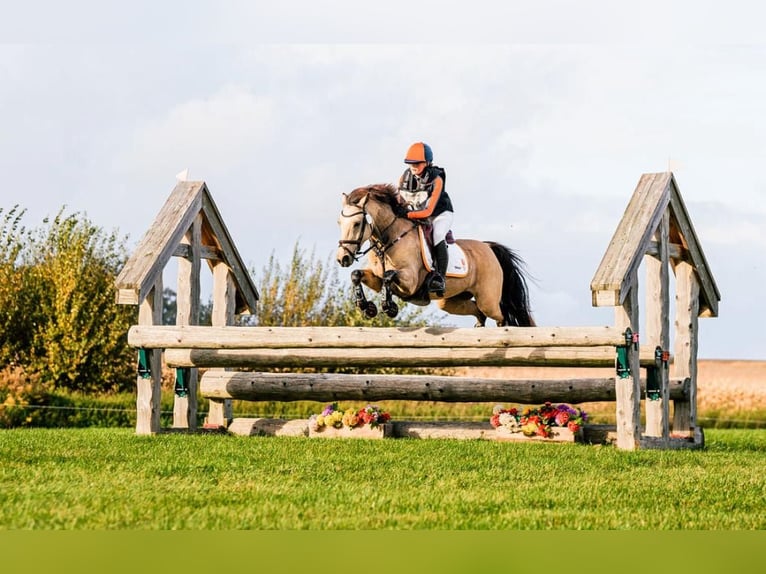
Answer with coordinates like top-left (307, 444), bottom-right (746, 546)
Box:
top-left (381, 270), bottom-right (399, 318)
top-left (351, 269), bottom-right (382, 318)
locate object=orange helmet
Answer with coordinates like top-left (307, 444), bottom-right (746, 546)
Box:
top-left (404, 142), bottom-right (433, 164)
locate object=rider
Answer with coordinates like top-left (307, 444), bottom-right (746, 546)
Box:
top-left (396, 142), bottom-right (454, 295)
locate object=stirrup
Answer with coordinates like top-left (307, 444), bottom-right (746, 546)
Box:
top-left (428, 273), bottom-right (445, 294)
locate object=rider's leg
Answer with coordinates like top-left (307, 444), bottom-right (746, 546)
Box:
top-left (428, 211), bottom-right (453, 294)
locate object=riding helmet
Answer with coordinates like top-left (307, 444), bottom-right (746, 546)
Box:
top-left (404, 142), bottom-right (433, 164)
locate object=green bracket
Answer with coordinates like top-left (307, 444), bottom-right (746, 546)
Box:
top-left (616, 345), bottom-right (631, 379)
top-left (175, 368), bottom-right (190, 398)
top-left (137, 348), bottom-right (152, 379)
top-left (616, 327), bottom-right (640, 379)
top-left (647, 346), bottom-right (669, 401)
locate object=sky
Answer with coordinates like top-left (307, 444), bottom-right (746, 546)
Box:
top-left (1, 1), bottom-right (765, 359)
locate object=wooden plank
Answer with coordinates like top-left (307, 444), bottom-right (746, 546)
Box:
top-left (128, 325), bottom-right (629, 349)
top-left (115, 181), bottom-right (204, 305)
top-left (644, 210), bottom-right (670, 439)
top-left (200, 370), bottom-right (688, 403)
top-left (614, 279), bottom-right (641, 450)
top-left (165, 344), bottom-right (660, 369)
top-left (591, 173), bottom-right (671, 306)
top-left (672, 261), bottom-right (700, 436)
top-left (667, 176), bottom-right (720, 317)
top-left (135, 278), bottom-right (163, 435)
top-left (200, 190), bottom-right (259, 315)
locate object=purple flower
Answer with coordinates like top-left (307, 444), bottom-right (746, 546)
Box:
top-left (322, 403), bottom-right (338, 416)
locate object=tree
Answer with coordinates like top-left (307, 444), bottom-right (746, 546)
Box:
top-left (0, 207), bottom-right (137, 393)
top-left (161, 288), bottom-right (213, 326)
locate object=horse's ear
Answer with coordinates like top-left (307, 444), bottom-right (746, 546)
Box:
top-left (342, 192), bottom-right (348, 204)
top-left (358, 194), bottom-right (369, 208)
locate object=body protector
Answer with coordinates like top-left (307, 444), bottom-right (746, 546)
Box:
top-left (398, 165), bottom-right (454, 218)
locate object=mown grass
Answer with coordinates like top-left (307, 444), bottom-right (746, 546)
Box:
top-left (1, 428), bottom-right (765, 529)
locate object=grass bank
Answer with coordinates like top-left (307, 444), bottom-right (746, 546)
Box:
top-left (1, 428), bottom-right (765, 529)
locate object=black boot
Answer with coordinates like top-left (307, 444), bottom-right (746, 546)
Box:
top-left (428, 240), bottom-right (448, 295)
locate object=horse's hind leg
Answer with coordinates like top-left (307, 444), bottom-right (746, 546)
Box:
top-left (436, 297), bottom-right (487, 327)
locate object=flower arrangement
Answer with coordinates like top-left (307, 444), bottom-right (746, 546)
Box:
top-left (309, 402), bottom-right (392, 433)
top-left (490, 402), bottom-right (587, 439)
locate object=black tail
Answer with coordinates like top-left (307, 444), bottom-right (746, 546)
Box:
top-left (486, 242), bottom-right (535, 327)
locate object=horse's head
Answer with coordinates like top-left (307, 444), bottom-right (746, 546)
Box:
top-left (336, 184), bottom-right (399, 267)
top-left (337, 190), bottom-right (373, 267)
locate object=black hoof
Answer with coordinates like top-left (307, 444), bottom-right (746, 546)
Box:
top-left (364, 301), bottom-right (378, 318)
top-left (384, 302), bottom-right (399, 318)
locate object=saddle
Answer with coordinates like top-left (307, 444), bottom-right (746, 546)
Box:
top-left (420, 224), bottom-right (455, 248)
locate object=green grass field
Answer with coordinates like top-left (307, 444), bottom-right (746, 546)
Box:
top-left (1, 427), bottom-right (765, 529)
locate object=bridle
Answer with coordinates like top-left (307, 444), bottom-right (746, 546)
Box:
top-left (338, 199), bottom-right (419, 263)
top-left (337, 206), bottom-right (373, 261)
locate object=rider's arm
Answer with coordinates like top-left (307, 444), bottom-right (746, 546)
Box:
top-left (406, 175), bottom-right (443, 219)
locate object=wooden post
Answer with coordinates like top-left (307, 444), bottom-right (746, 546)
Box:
top-left (614, 278), bottom-right (641, 450)
top-left (173, 214), bottom-right (201, 429)
top-left (644, 211), bottom-right (670, 440)
top-left (206, 262), bottom-right (237, 427)
top-left (672, 260), bottom-right (699, 436)
top-left (135, 278), bottom-right (163, 435)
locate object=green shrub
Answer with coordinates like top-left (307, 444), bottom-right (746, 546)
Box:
top-left (0, 206), bottom-right (136, 394)
top-left (0, 365), bottom-right (52, 427)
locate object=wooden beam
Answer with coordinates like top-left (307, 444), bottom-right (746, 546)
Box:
top-left (668, 177), bottom-right (720, 317)
top-left (128, 325), bottom-right (630, 350)
top-left (200, 371), bottom-right (688, 404)
top-left (164, 344), bottom-right (660, 369)
top-left (672, 261), bottom-right (700, 436)
top-left (173, 243), bottom-right (222, 261)
top-left (644, 210), bottom-right (670, 440)
top-left (206, 262), bottom-right (238, 428)
top-left (135, 278), bottom-right (163, 435)
top-left (591, 172), bottom-right (671, 306)
top-left (614, 279), bottom-right (641, 450)
top-left (173, 215), bottom-right (201, 430)
top-left (115, 181), bottom-right (204, 305)
top-left (200, 191), bottom-right (259, 315)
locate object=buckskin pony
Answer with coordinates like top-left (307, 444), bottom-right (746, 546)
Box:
top-left (336, 183), bottom-right (535, 327)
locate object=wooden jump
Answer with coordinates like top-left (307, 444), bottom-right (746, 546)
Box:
top-left (116, 173), bottom-right (721, 451)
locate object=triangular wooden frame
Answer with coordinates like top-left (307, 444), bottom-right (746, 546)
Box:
top-left (115, 181), bottom-right (258, 314)
top-left (590, 172), bottom-right (720, 317)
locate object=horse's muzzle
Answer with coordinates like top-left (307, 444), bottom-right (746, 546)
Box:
top-left (338, 254), bottom-right (353, 267)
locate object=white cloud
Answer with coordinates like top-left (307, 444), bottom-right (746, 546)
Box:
top-left (117, 85), bottom-right (278, 177)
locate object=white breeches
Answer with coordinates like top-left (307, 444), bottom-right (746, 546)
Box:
top-left (431, 211), bottom-right (453, 245)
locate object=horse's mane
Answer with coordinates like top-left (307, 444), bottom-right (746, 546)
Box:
top-left (347, 183), bottom-right (399, 210)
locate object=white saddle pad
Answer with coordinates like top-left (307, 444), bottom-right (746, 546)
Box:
top-left (417, 227), bottom-right (469, 277)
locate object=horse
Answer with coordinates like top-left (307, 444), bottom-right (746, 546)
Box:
top-left (336, 183), bottom-right (535, 327)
